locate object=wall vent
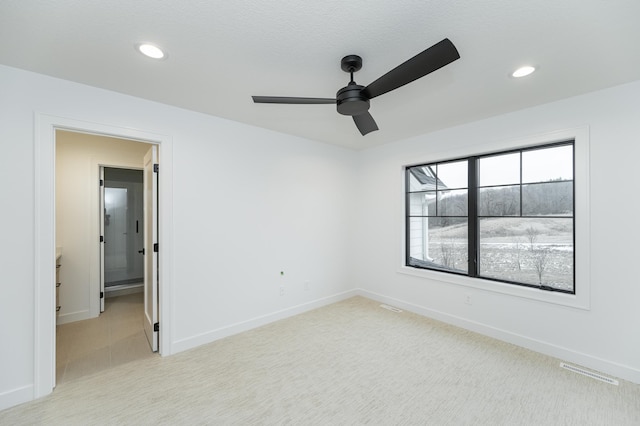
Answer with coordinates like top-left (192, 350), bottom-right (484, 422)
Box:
top-left (380, 304), bottom-right (402, 313)
top-left (560, 362), bottom-right (619, 385)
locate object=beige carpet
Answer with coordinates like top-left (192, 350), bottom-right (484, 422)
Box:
top-left (2, 296), bottom-right (639, 425)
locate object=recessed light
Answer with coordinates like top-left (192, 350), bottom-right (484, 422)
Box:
top-left (136, 43), bottom-right (166, 59)
top-left (512, 65), bottom-right (536, 78)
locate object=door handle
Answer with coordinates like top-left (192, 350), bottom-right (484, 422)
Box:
top-left (138, 248), bottom-right (145, 255)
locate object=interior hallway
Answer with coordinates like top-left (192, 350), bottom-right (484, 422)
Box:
top-left (56, 292), bottom-right (156, 384)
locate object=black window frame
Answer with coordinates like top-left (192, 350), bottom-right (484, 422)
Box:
top-left (405, 140), bottom-right (575, 294)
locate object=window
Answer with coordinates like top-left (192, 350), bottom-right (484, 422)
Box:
top-left (406, 141), bottom-right (574, 294)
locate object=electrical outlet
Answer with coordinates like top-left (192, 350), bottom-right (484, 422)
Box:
top-left (304, 280), bottom-right (310, 291)
top-left (279, 285), bottom-right (285, 296)
top-left (464, 294), bottom-right (472, 305)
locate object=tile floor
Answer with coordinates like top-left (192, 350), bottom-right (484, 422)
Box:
top-left (56, 292), bottom-right (156, 384)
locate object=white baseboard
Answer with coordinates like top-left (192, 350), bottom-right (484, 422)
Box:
top-left (0, 384), bottom-right (33, 412)
top-left (171, 290), bottom-right (358, 354)
top-left (56, 309), bottom-right (94, 325)
top-left (105, 286), bottom-right (143, 298)
top-left (356, 289), bottom-right (640, 385)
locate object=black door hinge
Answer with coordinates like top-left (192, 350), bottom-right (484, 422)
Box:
top-left (99, 179), bottom-right (104, 186)
top-left (153, 243), bottom-right (159, 253)
top-left (100, 291), bottom-right (104, 299)
top-left (154, 322), bottom-right (159, 332)
top-left (153, 164), bottom-right (159, 173)
top-left (100, 235), bottom-right (104, 243)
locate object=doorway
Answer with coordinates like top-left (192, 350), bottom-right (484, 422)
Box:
top-left (35, 114), bottom-right (173, 398)
top-left (53, 129), bottom-right (160, 384)
top-left (101, 167), bottom-right (145, 297)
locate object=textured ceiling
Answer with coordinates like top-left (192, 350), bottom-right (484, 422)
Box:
top-left (1, 1), bottom-right (640, 150)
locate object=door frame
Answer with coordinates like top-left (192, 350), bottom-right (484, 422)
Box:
top-left (34, 113), bottom-right (173, 398)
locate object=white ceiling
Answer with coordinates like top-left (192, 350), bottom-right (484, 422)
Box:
top-left (2, 0), bottom-right (640, 150)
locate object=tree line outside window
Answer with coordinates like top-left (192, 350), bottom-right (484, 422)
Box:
top-left (406, 141), bottom-right (574, 293)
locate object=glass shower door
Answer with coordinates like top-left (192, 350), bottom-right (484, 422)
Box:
top-left (104, 187), bottom-right (129, 284)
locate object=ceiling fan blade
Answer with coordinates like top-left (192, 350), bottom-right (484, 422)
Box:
top-left (353, 112), bottom-right (379, 136)
top-left (252, 96), bottom-right (336, 104)
top-left (363, 38), bottom-right (460, 99)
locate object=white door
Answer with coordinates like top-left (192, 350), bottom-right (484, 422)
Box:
top-left (143, 146), bottom-right (159, 351)
top-left (99, 167), bottom-right (106, 313)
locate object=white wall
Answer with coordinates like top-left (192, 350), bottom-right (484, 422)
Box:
top-left (2, 60), bottom-right (639, 411)
top-left (0, 64), bottom-right (357, 410)
top-left (354, 79), bottom-right (640, 383)
top-left (55, 131), bottom-right (150, 323)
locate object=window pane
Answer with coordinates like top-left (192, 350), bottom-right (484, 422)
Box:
top-left (408, 217), bottom-right (429, 261)
top-left (407, 165), bottom-right (438, 192)
top-left (522, 145), bottom-right (573, 183)
top-left (478, 186), bottom-right (520, 216)
top-left (437, 161), bottom-right (467, 189)
top-left (406, 141), bottom-right (574, 293)
top-left (437, 189), bottom-right (468, 216)
top-left (522, 181), bottom-right (573, 216)
top-left (408, 217), bottom-right (467, 273)
top-left (478, 218), bottom-right (573, 291)
top-left (408, 192), bottom-right (436, 216)
top-left (479, 152), bottom-right (520, 187)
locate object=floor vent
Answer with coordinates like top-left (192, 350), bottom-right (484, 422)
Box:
top-left (380, 304), bottom-right (402, 313)
top-left (560, 362), bottom-right (619, 385)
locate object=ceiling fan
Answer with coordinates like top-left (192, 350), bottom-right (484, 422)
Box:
top-left (252, 38), bottom-right (460, 136)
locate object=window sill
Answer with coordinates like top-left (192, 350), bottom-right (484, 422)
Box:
top-left (397, 265), bottom-right (590, 310)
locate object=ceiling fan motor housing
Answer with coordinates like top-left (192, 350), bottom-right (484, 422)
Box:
top-left (336, 83), bottom-right (370, 116)
top-left (337, 55), bottom-right (370, 116)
